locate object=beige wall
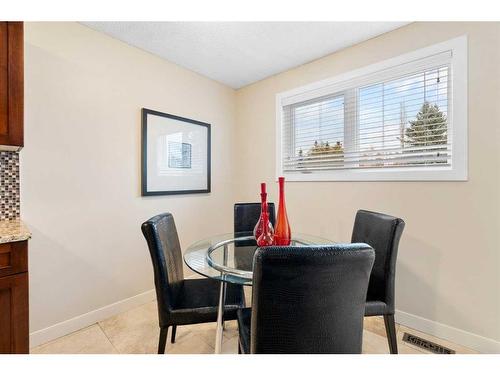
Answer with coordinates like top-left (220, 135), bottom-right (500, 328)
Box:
top-left (22, 22), bottom-right (236, 339)
top-left (235, 22), bottom-right (500, 350)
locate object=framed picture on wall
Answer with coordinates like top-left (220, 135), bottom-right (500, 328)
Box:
top-left (141, 108), bottom-right (211, 196)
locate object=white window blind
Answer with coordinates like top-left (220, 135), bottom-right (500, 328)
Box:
top-left (276, 37), bottom-right (467, 181)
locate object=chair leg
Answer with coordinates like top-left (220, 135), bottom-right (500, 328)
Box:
top-left (383, 314), bottom-right (398, 354)
top-left (158, 327), bottom-right (168, 354)
top-left (238, 342), bottom-right (242, 354)
top-left (171, 325), bottom-right (177, 343)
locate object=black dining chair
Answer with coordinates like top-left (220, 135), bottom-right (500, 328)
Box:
top-left (234, 202), bottom-right (276, 234)
top-left (141, 213), bottom-right (245, 354)
top-left (237, 244), bottom-right (375, 354)
top-left (351, 209), bottom-right (405, 354)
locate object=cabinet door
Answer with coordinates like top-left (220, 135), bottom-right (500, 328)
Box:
top-left (0, 241), bottom-right (28, 278)
top-left (0, 22), bottom-right (23, 148)
top-left (0, 272), bottom-right (29, 353)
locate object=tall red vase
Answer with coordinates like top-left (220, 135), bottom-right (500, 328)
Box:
top-left (274, 177), bottom-right (291, 245)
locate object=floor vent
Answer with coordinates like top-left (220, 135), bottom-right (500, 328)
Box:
top-left (402, 332), bottom-right (455, 354)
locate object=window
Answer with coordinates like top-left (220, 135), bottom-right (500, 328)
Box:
top-left (276, 36), bottom-right (467, 181)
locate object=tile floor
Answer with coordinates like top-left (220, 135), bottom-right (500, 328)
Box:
top-left (31, 300), bottom-right (477, 354)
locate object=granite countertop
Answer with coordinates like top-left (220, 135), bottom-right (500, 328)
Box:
top-left (0, 219), bottom-right (32, 244)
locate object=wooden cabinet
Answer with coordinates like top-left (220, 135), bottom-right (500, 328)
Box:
top-left (0, 21), bottom-right (26, 353)
top-left (0, 241), bottom-right (28, 354)
top-left (0, 22), bottom-right (23, 150)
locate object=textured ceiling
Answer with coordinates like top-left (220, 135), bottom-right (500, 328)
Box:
top-left (82, 22), bottom-right (409, 89)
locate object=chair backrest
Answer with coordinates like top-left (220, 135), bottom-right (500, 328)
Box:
top-left (141, 213), bottom-right (184, 325)
top-left (351, 209), bottom-right (405, 312)
top-left (234, 202), bottom-right (276, 234)
top-left (250, 244), bottom-right (375, 354)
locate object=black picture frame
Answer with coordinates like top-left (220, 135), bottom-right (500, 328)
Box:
top-left (141, 108), bottom-right (211, 196)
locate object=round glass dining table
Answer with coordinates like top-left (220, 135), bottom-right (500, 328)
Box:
top-left (183, 231), bottom-right (334, 353)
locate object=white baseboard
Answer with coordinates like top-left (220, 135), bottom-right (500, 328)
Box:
top-left (29, 288), bottom-right (499, 354)
top-left (395, 309), bottom-right (500, 354)
top-left (29, 289), bottom-right (156, 348)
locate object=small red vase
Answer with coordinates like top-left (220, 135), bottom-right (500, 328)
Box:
top-left (254, 183), bottom-right (268, 240)
top-left (257, 205), bottom-right (274, 247)
top-left (274, 177), bottom-right (291, 245)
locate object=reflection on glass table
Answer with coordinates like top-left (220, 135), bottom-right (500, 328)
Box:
top-left (184, 231), bottom-right (334, 285)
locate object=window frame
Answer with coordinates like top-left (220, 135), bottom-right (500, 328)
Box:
top-left (275, 36), bottom-right (468, 182)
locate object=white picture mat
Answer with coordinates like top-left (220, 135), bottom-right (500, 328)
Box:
top-left (146, 114), bottom-right (208, 192)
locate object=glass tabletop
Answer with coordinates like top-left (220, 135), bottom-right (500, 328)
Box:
top-left (184, 232), bottom-right (335, 285)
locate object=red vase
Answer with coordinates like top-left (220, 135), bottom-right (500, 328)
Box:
top-left (254, 183), bottom-right (269, 239)
top-left (257, 203), bottom-right (274, 247)
top-left (274, 177), bottom-right (291, 245)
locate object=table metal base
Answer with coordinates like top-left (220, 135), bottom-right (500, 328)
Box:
top-left (215, 280), bottom-right (226, 354)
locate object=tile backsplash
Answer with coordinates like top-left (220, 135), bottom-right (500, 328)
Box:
top-left (0, 151), bottom-right (20, 220)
